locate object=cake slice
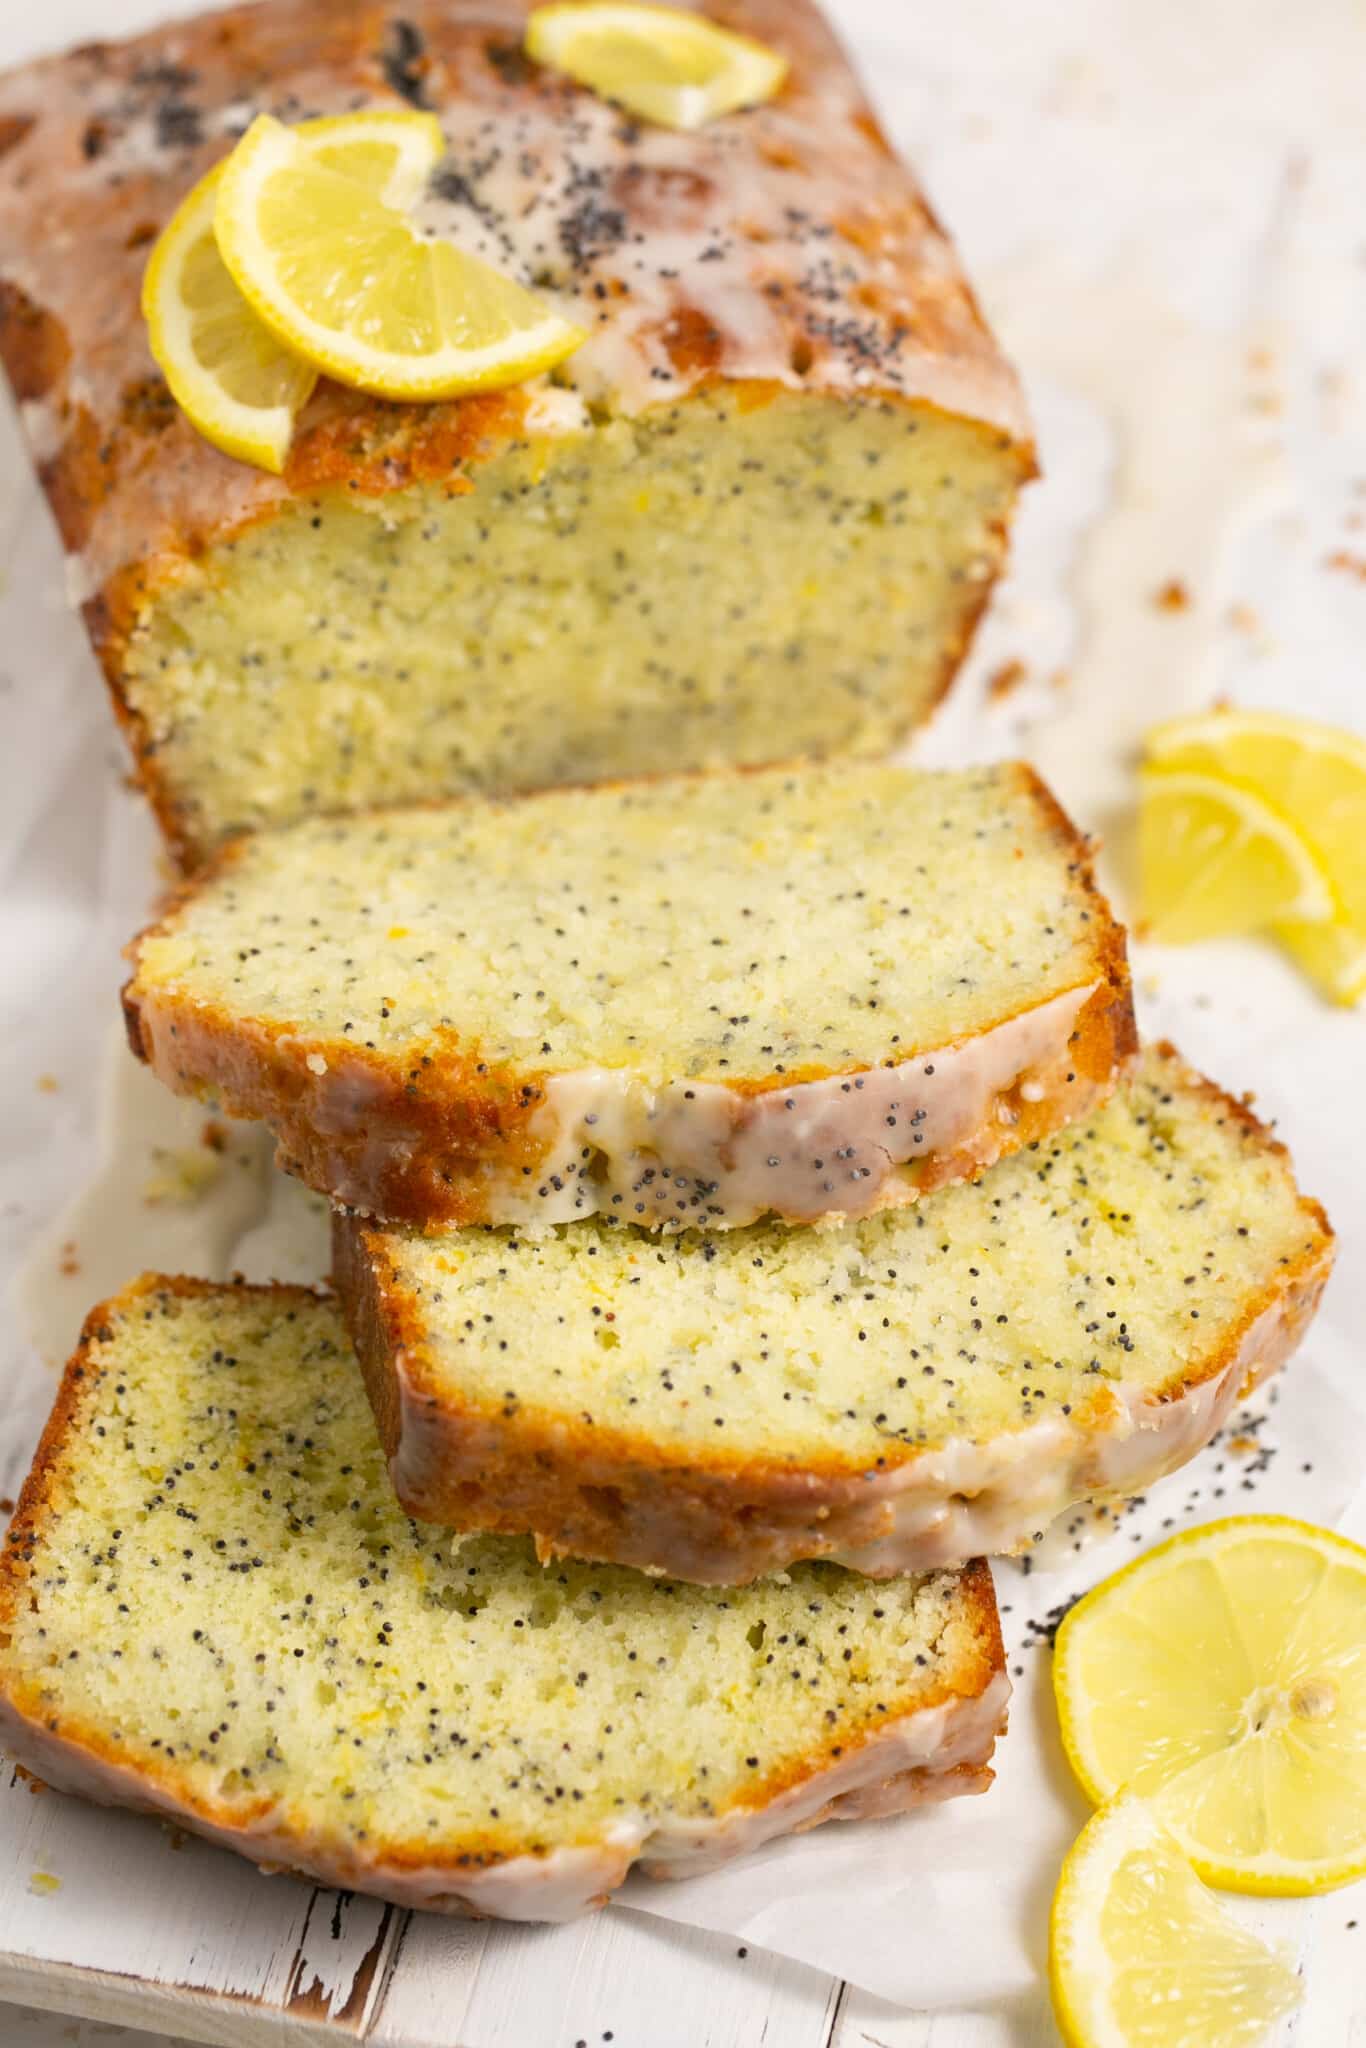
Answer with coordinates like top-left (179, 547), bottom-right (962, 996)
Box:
top-left (123, 759), bottom-right (1135, 1230)
top-left (0, 0), bottom-right (1031, 870)
top-left (335, 1045), bottom-right (1334, 1584)
top-left (0, 1279), bottom-right (1007, 1919)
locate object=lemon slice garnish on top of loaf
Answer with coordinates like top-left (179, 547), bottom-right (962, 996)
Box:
top-left (143, 111), bottom-right (447, 471)
top-left (525, 3), bottom-right (787, 130)
top-left (213, 114), bottom-right (585, 402)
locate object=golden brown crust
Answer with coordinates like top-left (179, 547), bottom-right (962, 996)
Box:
top-left (122, 761), bottom-right (1135, 1228)
top-left (331, 1048), bottom-right (1334, 1583)
top-left (0, 0), bottom-right (1033, 868)
top-left (0, 1277), bottom-right (1007, 1918)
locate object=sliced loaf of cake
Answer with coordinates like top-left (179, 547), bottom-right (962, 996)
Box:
top-left (335, 1045), bottom-right (1334, 1584)
top-left (0, 0), bottom-right (1030, 869)
top-left (124, 759), bottom-right (1134, 1230)
top-left (0, 1278), bottom-right (1008, 1920)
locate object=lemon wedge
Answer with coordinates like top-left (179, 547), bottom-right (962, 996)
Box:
top-left (525, 2), bottom-right (787, 130)
top-left (1054, 1516), bottom-right (1366, 1894)
top-left (143, 112), bottom-right (447, 471)
top-left (214, 114), bottom-right (584, 401)
top-left (1145, 710), bottom-right (1366, 1003)
top-left (1050, 1792), bottom-right (1302, 2048)
top-left (1138, 768), bottom-right (1333, 943)
top-left (1274, 919), bottom-right (1366, 1007)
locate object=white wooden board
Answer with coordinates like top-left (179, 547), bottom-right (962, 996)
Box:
top-left (2, 0), bottom-right (1365, 2042)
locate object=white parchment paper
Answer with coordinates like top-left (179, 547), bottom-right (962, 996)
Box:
top-left (2, 0), bottom-right (1364, 2026)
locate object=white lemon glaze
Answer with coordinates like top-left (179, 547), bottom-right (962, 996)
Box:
top-left (310, 979), bottom-right (1101, 1228)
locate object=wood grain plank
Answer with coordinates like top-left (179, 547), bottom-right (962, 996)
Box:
top-left (378, 1907), bottom-right (842, 2048)
top-left (0, 1764), bottom-right (406, 2037)
top-left (830, 1988), bottom-right (1058, 2048)
top-left (1, 2000), bottom-right (198, 2048)
top-left (0, 1953), bottom-right (379, 2048)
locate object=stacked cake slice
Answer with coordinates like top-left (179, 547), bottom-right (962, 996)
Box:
top-left (121, 759), bottom-right (1133, 1225)
top-left (334, 1046), bottom-right (1331, 1584)
top-left (0, 759), bottom-right (1333, 1919)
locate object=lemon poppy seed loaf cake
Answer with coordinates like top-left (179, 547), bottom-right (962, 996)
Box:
top-left (0, 0), bottom-right (1032, 869)
top-left (123, 759), bottom-right (1136, 1229)
top-left (0, 1278), bottom-right (1008, 1918)
top-left (335, 1046), bottom-right (1334, 1583)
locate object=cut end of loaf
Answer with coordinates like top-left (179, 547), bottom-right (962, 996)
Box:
top-left (117, 392), bottom-right (1028, 863)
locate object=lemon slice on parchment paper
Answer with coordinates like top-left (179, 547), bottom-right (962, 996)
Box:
top-left (1054, 1514), bottom-right (1366, 1894)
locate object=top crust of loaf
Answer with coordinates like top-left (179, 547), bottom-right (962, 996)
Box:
top-left (123, 759), bottom-right (1136, 1229)
top-left (0, 1277), bottom-right (1006, 1916)
top-left (0, 0), bottom-right (1032, 678)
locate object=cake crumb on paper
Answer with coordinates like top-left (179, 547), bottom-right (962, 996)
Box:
top-left (986, 657), bottom-right (1027, 701)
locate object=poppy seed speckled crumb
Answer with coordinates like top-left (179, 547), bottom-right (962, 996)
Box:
top-left (124, 758), bottom-right (1134, 1230)
top-left (0, 0), bottom-right (1032, 868)
top-left (335, 1046), bottom-right (1332, 1583)
top-left (0, 1278), bottom-right (1007, 1919)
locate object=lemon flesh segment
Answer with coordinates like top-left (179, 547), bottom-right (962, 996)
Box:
top-left (286, 109), bottom-right (446, 212)
top-left (1146, 710), bottom-right (1366, 1001)
top-left (1138, 768), bottom-right (1333, 942)
top-left (1275, 916), bottom-right (1366, 1006)
top-left (215, 116), bottom-right (584, 400)
top-left (1054, 1516), bottom-right (1366, 1893)
top-left (1050, 1793), bottom-right (1302, 2048)
top-left (525, 2), bottom-right (788, 130)
top-left (142, 166), bottom-right (317, 474)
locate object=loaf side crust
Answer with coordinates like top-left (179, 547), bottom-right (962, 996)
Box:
top-left (123, 763), bottom-right (1136, 1229)
top-left (0, 1278), bottom-right (1007, 1921)
top-left (0, 0), bottom-right (1034, 864)
top-left (334, 1048), bottom-right (1334, 1583)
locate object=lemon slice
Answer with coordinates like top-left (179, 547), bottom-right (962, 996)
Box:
top-left (143, 165), bottom-right (317, 473)
top-left (525, 2), bottom-right (787, 130)
top-left (1146, 710), bottom-right (1366, 1003)
top-left (214, 114), bottom-right (585, 401)
top-left (143, 112), bottom-right (447, 471)
top-left (1050, 1792), bottom-right (1302, 2048)
top-left (1055, 1516), bottom-right (1366, 1894)
top-left (1138, 768), bottom-right (1333, 942)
